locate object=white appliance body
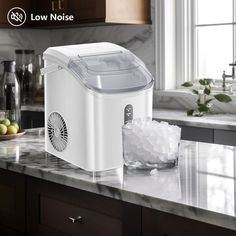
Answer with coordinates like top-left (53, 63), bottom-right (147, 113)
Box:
top-left (43, 42), bottom-right (153, 172)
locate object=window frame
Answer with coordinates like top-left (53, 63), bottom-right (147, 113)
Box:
top-left (155, 0), bottom-right (195, 90)
top-left (155, 0), bottom-right (236, 91)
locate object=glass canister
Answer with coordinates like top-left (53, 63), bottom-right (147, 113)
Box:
top-left (15, 49), bottom-right (25, 104)
top-left (1, 61), bottom-right (21, 124)
top-left (15, 49), bottom-right (25, 86)
top-left (22, 49), bottom-right (34, 105)
top-left (33, 54), bottom-right (44, 104)
top-left (122, 119), bottom-right (181, 170)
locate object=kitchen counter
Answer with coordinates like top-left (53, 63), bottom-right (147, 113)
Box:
top-left (153, 108), bottom-right (236, 130)
top-left (20, 106), bottom-right (236, 130)
top-left (21, 105), bottom-right (44, 112)
top-left (0, 128), bottom-right (236, 231)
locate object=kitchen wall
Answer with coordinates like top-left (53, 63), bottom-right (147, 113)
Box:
top-left (0, 29), bottom-right (50, 73)
top-left (0, 29), bottom-right (50, 57)
top-left (0, 0), bottom-right (155, 76)
top-left (154, 90), bottom-right (236, 114)
top-left (50, 22), bottom-right (155, 76)
top-left (49, 0), bottom-right (155, 76)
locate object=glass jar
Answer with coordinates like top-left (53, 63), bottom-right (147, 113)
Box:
top-left (2, 61), bottom-right (21, 124)
top-left (0, 73), bottom-right (5, 112)
top-left (22, 49), bottom-right (34, 105)
top-left (122, 119), bottom-right (181, 170)
top-left (15, 49), bottom-right (25, 103)
top-left (33, 54), bottom-right (44, 104)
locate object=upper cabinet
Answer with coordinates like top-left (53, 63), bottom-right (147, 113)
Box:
top-left (0, 0), bottom-right (151, 28)
top-left (0, 0), bottom-right (31, 27)
top-left (105, 0), bottom-right (151, 24)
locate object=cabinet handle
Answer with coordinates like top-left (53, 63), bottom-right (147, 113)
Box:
top-left (58, 0), bottom-right (62, 10)
top-left (68, 216), bottom-right (83, 223)
top-left (51, 0), bottom-right (55, 11)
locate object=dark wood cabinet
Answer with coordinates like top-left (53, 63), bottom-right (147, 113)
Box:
top-left (214, 129), bottom-right (236, 146)
top-left (180, 125), bottom-right (214, 143)
top-left (1, 0), bottom-right (151, 28)
top-left (0, 168), bottom-right (236, 236)
top-left (179, 126), bottom-right (236, 146)
top-left (0, 169), bottom-right (26, 235)
top-left (26, 177), bottom-right (141, 236)
top-left (21, 111), bottom-right (44, 129)
top-left (0, 0), bottom-right (30, 27)
top-left (142, 208), bottom-right (236, 236)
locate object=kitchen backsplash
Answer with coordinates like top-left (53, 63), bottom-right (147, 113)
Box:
top-left (0, 0), bottom-right (155, 76)
top-left (0, 29), bottom-right (50, 74)
top-left (50, 23), bottom-right (155, 76)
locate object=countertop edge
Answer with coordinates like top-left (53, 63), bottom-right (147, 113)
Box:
top-left (1, 160), bottom-right (236, 231)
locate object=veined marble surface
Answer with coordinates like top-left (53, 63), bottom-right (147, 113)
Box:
top-left (154, 90), bottom-right (236, 114)
top-left (20, 104), bottom-right (236, 130)
top-left (153, 108), bottom-right (236, 130)
top-left (0, 128), bottom-right (236, 230)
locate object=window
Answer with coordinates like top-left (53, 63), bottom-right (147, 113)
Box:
top-left (195, 0), bottom-right (235, 80)
top-left (155, 0), bottom-right (236, 90)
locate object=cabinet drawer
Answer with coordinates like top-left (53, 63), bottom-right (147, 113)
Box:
top-left (0, 169), bottom-right (26, 233)
top-left (40, 195), bottom-right (121, 236)
top-left (214, 130), bottom-right (236, 146)
top-left (142, 208), bottom-right (236, 236)
top-left (27, 177), bottom-right (141, 236)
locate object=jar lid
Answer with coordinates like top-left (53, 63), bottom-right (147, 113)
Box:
top-left (15, 49), bottom-right (24, 54)
top-left (2, 60), bottom-right (16, 73)
top-left (24, 49), bottom-right (35, 54)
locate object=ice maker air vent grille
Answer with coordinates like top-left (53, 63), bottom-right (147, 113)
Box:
top-left (47, 112), bottom-right (68, 152)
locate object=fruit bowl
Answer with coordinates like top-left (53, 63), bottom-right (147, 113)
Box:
top-left (0, 130), bottom-right (26, 141)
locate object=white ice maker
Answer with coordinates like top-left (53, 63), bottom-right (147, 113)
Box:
top-left (42, 42), bottom-right (154, 172)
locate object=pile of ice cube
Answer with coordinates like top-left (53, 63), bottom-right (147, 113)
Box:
top-left (122, 118), bottom-right (181, 169)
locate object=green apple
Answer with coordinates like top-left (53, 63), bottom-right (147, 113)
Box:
top-left (11, 122), bottom-right (19, 132)
top-left (0, 119), bottom-right (11, 127)
top-left (0, 124), bottom-right (7, 135)
top-left (7, 125), bottom-right (17, 135)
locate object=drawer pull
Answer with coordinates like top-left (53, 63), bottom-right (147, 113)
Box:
top-left (68, 216), bottom-right (83, 223)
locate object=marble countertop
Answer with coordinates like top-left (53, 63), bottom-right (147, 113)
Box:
top-left (21, 105), bottom-right (44, 112)
top-left (20, 105), bottom-right (236, 130)
top-left (0, 129), bottom-right (236, 230)
top-left (153, 108), bottom-right (236, 130)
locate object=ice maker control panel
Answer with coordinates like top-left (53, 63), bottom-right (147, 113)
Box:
top-left (124, 104), bottom-right (133, 124)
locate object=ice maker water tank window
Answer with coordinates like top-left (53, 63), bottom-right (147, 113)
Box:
top-left (124, 104), bottom-right (133, 124)
top-left (68, 50), bottom-right (154, 94)
top-left (80, 52), bottom-right (139, 72)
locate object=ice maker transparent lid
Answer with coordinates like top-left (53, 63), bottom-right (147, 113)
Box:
top-left (68, 51), bottom-right (153, 93)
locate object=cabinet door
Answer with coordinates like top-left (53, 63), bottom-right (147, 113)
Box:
top-left (21, 111), bottom-right (44, 129)
top-left (0, 169), bottom-right (26, 234)
top-left (180, 126), bottom-right (214, 143)
top-left (0, 0), bottom-right (30, 26)
top-left (67, 0), bottom-right (105, 23)
top-left (30, 0), bottom-right (70, 27)
top-left (106, 0), bottom-right (151, 24)
top-left (27, 177), bottom-right (141, 236)
top-left (214, 130), bottom-right (236, 146)
top-left (142, 207), bottom-right (236, 236)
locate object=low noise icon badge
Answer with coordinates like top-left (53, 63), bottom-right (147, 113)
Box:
top-left (7, 7), bottom-right (27, 27)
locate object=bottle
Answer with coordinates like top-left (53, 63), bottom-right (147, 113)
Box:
top-left (22, 50), bottom-right (34, 105)
top-left (0, 73), bottom-right (6, 112)
top-left (15, 49), bottom-right (25, 102)
top-left (2, 61), bottom-right (21, 125)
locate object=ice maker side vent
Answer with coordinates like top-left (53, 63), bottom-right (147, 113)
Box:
top-left (47, 112), bottom-right (68, 152)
